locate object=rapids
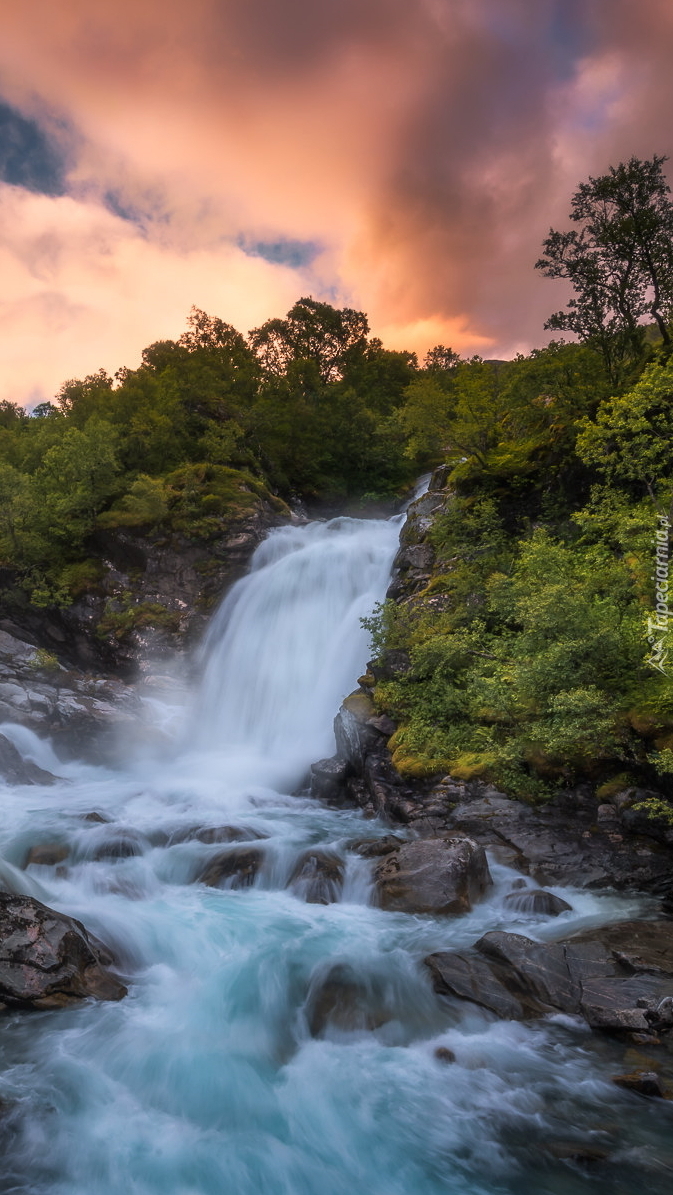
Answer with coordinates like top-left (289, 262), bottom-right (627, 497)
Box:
top-left (0, 507), bottom-right (672, 1195)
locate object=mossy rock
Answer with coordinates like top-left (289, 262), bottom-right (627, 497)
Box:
top-left (627, 709), bottom-right (673, 739)
top-left (341, 691), bottom-right (375, 723)
top-left (596, 774), bottom-right (637, 801)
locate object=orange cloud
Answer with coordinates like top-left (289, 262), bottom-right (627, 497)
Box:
top-left (0, 0), bottom-right (672, 402)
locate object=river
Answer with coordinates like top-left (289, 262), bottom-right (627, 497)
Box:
top-left (0, 507), bottom-right (671, 1194)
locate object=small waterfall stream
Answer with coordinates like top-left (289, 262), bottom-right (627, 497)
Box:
top-left (0, 508), bottom-right (671, 1194)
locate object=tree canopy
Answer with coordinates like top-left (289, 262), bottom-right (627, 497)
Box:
top-left (536, 155), bottom-right (673, 382)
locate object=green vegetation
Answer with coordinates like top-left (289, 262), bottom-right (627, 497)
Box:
top-left (2, 155), bottom-right (673, 816)
top-left (0, 299), bottom-right (419, 606)
top-left (363, 157), bottom-right (673, 807)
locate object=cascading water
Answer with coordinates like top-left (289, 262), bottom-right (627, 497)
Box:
top-left (0, 507), bottom-right (672, 1195)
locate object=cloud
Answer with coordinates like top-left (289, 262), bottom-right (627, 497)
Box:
top-left (0, 0), bottom-right (672, 401)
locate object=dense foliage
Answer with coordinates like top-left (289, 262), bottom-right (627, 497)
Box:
top-left (364, 156), bottom-right (673, 804)
top-left (0, 299), bottom-right (418, 605)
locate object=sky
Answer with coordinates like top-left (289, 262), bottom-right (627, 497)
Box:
top-left (1, 0), bottom-right (673, 406)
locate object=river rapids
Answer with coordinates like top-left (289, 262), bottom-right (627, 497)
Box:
top-left (0, 507), bottom-right (671, 1194)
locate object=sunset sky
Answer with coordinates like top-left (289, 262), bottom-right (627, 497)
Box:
top-left (2, 0), bottom-right (673, 406)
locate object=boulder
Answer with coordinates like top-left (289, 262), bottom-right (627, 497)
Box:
top-left (168, 824), bottom-right (267, 845)
top-left (503, 888), bottom-right (572, 916)
top-left (611, 1070), bottom-right (668, 1098)
top-left (347, 835), bottom-right (406, 858)
top-left (305, 963), bottom-right (389, 1036)
top-left (0, 734), bottom-right (58, 786)
top-left (287, 850), bottom-right (344, 905)
top-left (374, 836), bottom-right (492, 915)
top-left (197, 847), bottom-right (264, 889)
top-left (91, 831), bottom-right (148, 861)
top-left (0, 893), bottom-right (126, 1008)
top-left (24, 844), bottom-right (69, 868)
top-left (309, 757), bottom-right (351, 803)
top-left (425, 919), bottom-right (673, 1031)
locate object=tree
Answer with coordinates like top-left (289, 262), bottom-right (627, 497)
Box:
top-left (575, 357), bottom-right (673, 502)
top-left (424, 345), bottom-right (460, 373)
top-left (248, 297), bottom-right (369, 383)
top-left (536, 155), bottom-right (673, 383)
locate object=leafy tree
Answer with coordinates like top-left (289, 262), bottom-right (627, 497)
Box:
top-left (536, 155), bottom-right (673, 383)
top-left (249, 297), bottom-right (369, 383)
top-left (424, 345), bottom-right (460, 373)
top-left (575, 357), bottom-right (673, 502)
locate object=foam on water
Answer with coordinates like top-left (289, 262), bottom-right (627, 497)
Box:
top-left (0, 507), bottom-right (671, 1195)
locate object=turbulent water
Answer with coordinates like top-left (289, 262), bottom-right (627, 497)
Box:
top-left (1, 508), bottom-right (672, 1195)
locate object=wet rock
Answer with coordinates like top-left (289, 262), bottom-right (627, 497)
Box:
top-left (0, 893), bottom-right (126, 1008)
top-left (612, 1070), bottom-right (667, 1098)
top-left (0, 734), bottom-right (58, 786)
top-left (374, 836), bottom-right (492, 915)
top-left (287, 850), bottom-right (344, 905)
top-left (503, 889), bottom-right (572, 917)
top-left (445, 787), bottom-right (673, 896)
top-left (91, 832), bottom-right (148, 861)
top-left (24, 844), bottom-right (69, 868)
top-left (425, 920), bottom-right (673, 1031)
top-left (347, 835), bottom-right (406, 858)
top-left (309, 757), bottom-right (351, 803)
top-left (82, 811), bottom-right (110, 824)
top-left (169, 824), bottom-right (267, 846)
top-left (434, 1046), bottom-right (456, 1064)
top-left (333, 695), bottom-right (382, 771)
top-left (197, 847), bottom-right (264, 889)
top-left (305, 963), bottom-right (389, 1036)
top-left (543, 1142), bottom-right (609, 1166)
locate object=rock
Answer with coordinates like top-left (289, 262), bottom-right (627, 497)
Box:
top-left (309, 757), bottom-right (351, 803)
top-left (445, 787), bottom-right (673, 896)
top-left (374, 837), bottom-right (492, 915)
top-left (305, 963), bottom-right (389, 1036)
top-left (347, 835), bottom-right (406, 858)
top-left (434, 1046), bottom-right (456, 1064)
top-left (91, 832), bottom-right (148, 861)
top-left (425, 920), bottom-right (673, 1031)
top-left (169, 825), bottom-right (267, 845)
top-left (0, 734), bottom-right (58, 786)
top-left (503, 889), bottom-right (572, 916)
top-left (197, 847), bottom-right (264, 889)
top-left (333, 695), bottom-right (382, 771)
top-left (543, 1142), bottom-right (609, 1166)
top-left (368, 650), bottom-right (411, 683)
top-left (0, 893), bottom-right (126, 1008)
top-left (24, 844), bottom-right (69, 868)
top-left (287, 850), bottom-right (344, 904)
top-left (612, 1070), bottom-right (667, 1098)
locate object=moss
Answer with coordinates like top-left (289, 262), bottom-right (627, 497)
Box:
top-left (342, 691), bottom-right (375, 722)
top-left (447, 752), bottom-right (497, 782)
top-left (596, 774), bottom-right (636, 801)
top-left (27, 648), bottom-right (60, 672)
top-left (97, 600), bottom-right (181, 642)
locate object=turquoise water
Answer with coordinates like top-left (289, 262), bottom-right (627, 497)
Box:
top-left (0, 515), bottom-right (671, 1194)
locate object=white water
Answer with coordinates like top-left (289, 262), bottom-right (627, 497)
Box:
top-left (0, 511), bottom-right (672, 1195)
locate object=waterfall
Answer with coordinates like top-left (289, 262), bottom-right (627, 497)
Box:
top-left (190, 516), bottom-right (401, 771)
top-left (0, 501), bottom-right (666, 1195)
